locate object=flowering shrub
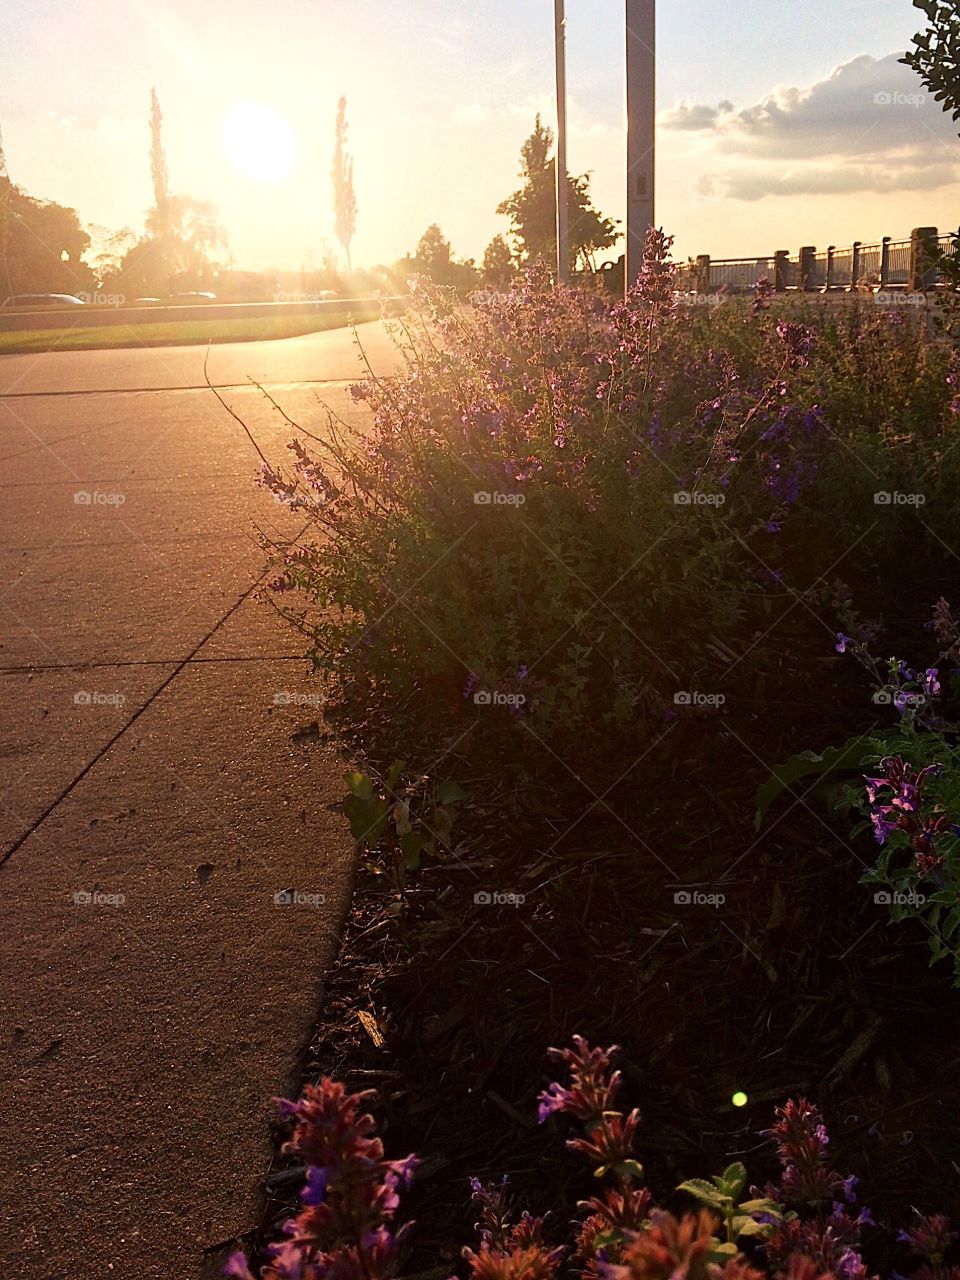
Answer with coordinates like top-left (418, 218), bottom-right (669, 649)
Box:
top-left (255, 230), bottom-right (957, 747)
top-left (225, 1078), bottom-right (417, 1280)
top-left (758, 601), bottom-right (960, 983)
top-left (230, 1039), bottom-right (959, 1280)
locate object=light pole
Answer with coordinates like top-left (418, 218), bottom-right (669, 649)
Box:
top-left (625, 0), bottom-right (655, 292)
top-left (554, 0), bottom-right (569, 284)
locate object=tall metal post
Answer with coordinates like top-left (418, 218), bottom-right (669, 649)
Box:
top-left (554, 0), bottom-right (569, 283)
top-left (625, 0), bottom-right (655, 292)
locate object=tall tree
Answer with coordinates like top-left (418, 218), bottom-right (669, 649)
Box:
top-left (149, 88), bottom-right (170, 237)
top-left (482, 234), bottom-right (514, 288)
top-left (0, 122), bottom-right (11, 296)
top-left (496, 114), bottom-right (619, 273)
top-left (332, 97), bottom-right (357, 271)
top-left (415, 223), bottom-right (452, 270)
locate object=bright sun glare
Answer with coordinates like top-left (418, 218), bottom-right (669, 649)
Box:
top-left (222, 100), bottom-right (298, 183)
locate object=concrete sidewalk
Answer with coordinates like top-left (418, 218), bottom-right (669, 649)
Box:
top-left (0, 330), bottom-right (383, 1278)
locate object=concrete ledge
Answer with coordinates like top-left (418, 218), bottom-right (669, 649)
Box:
top-left (0, 296), bottom-right (405, 333)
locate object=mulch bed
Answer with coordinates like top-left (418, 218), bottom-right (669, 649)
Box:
top-left (242, 596), bottom-right (960, 1277)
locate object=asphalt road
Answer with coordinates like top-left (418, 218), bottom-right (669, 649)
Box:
top-left (0, 322), bottom-right (394, 1279)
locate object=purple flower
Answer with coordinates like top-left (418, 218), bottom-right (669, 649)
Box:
top-left (835, 632), bottom-right (852, 654)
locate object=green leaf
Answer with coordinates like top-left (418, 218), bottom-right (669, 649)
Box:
top-left (436, 779), bottom-right (467, 805)
top-left (754, 737), bottom-right (881, 830)
top-left (739, 1198), bottom-right (782, 1217)
top-left (732, 1217), bottom-right (768, 1239)
top-left (678, 1178), bottom-right (727, 1208)
top-left (343, 793), bottom-right (389, 845)
top-left (344, 769), bottom-right (374, 800)
top-left (400, 831), bottom-right (426, 872)
top-left (385, 759), bottom-right (406, 792)
top-left (717, 1162), bottom-right (748, 1200)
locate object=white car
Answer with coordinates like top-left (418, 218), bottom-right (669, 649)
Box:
top-left (0, 293), bottom-right (87, 309)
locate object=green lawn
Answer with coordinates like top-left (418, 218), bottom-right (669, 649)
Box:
top-left (0, 311), bottom-right (375, 355)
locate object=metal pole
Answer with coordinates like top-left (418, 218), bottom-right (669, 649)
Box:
top-left (555, 0), bottom-right (569, 283)
top-left (625, 0), bottom-right (655, 293)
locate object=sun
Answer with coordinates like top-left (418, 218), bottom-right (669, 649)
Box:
top-left (222, 100), bottom-right (298, 183)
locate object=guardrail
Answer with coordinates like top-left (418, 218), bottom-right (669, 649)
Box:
top-left (673, 227), bottom-right (957, 294)
top-left (0, 295), bottom-right (404, 334)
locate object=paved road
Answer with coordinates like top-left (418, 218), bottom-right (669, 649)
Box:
top-left (0, 323), bottom-right (393, 1279)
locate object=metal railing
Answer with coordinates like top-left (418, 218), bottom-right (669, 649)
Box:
top-left (707, 257), bottom-right (775, 291)
top-left (672, 228), bottom-right (960, 294)
top-left (887, 239), bottom-right (911, 286)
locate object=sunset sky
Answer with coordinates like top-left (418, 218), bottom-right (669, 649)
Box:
top-left (1, 0), bottom-right (957, 273)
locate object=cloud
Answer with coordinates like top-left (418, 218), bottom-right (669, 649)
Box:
top-left (668, 52), bottom-right (960, 201)
top-left (659, 100), bottom-right (733, 131)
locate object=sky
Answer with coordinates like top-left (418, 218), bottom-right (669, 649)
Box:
top-left (0, 0), bottom-right (957, 273)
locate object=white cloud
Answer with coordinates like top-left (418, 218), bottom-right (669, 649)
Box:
top-left (664, 52), bottom-right (960, 201)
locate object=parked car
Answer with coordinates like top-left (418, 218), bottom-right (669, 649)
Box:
top-left (167, 291), bottom-right (217, 303)
top-left (0, 293), bottom-right (87, 309)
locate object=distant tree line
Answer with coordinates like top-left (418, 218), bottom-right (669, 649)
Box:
top-left (0, 98), bottom-right (618, 301)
